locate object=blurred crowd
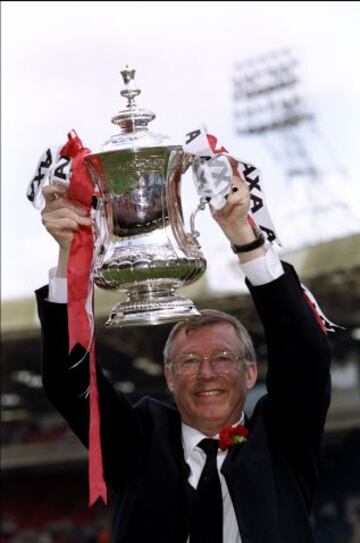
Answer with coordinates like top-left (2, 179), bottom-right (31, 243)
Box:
top-left (1, 516), bottom-right (111, 543)
top-left (2, 419), bottom-right (69, 447)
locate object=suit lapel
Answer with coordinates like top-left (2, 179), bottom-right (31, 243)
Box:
top-left (221, 413), bottom-right (281, 542)
top-left (169, 410), bottom-right (197, 536)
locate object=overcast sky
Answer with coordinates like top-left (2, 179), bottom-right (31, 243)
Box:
top-left (2, 1), bottom-right (360, 300)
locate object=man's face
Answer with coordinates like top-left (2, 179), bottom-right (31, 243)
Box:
top-left (164, 322), bottom-right (257, 435)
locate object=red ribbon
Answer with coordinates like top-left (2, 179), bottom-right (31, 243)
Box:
top-left (206, 133), bottom-right (228, 155)
top-left (303, 291), bottom-right (327, 335)
top-left (59, 130), bottom-right (107, 506)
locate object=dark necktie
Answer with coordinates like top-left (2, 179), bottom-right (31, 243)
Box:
top-left (190, 438), bottom-right (223, 543)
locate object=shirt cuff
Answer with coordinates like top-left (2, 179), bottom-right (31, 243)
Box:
top-left (48, 267), bottom-right (68, 303)
top-left (239, 244), bottom-right (284, 286)
top-left (47, 247), bottom-right (283, 302)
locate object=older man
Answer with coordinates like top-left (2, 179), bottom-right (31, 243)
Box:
top-left (36, 176), bottom-right (331, 543)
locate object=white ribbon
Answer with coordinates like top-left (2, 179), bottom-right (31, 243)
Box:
top-left (302, 283), bottom-right (344, 333)
top-left (26, 147), bottom-right (73, 209)
top-left (183, 125), bottom-right (344, 334)
top-left (184, 125), bottom-right (281, 245)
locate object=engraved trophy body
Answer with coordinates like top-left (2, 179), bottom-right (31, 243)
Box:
top-left (85, 68), bottom-right (206, 327)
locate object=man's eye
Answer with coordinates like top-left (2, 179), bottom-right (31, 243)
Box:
top-left (214, 354), bottom-right (231, 362)
top-left (182, 358), bottom-right (199, 365)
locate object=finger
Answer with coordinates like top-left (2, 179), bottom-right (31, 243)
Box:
top-left (42, 214), bottom-right (92, 229)
top-left (42, 207), bottom-right (92, 226)
top-left (42, 197), bottom-right (89, 216)
top-left (42, 217), bottom-right (81, 234)
top-left (227, 188), bottom-right (250, 209)
top-left (42, 184), bottom-right (68, 202)
top-left (225, 186), bottom-right (239, 200)
top-left (225, 177), bottom-right (249, 201)
top-left (231, 177), bottom-right (249, 195)
top-left (230, 174), bottom-right (248, 188)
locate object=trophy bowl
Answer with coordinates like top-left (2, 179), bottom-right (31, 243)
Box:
top-left (84, 68), bottom-right (207, 327)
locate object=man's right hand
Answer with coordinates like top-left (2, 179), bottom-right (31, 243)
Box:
top-left (41, 184), bottom-right (92, 277)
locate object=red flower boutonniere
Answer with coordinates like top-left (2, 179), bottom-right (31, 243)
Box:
top-left (219, 424), bottom-right (249, 451)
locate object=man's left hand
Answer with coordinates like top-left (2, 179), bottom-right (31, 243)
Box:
top-left (210, 175), bottom-right (266, 262)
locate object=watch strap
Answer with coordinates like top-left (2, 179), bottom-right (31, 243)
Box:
top-left (231, 228), bottom-right (265, 253)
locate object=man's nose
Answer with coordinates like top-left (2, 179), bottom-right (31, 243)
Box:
top-left (197, 359), bottom-right (218, 379)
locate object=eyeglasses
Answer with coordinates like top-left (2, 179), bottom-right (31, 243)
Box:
top-left (170, 351), bottom-right (244, 375)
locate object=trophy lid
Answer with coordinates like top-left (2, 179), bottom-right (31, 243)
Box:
top-left (101, 66), bottom-right (171, 152)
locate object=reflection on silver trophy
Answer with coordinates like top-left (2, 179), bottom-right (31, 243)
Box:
top-left (85, 67), bottom-right (207, 327)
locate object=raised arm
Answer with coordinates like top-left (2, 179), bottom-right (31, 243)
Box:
top-left (37, 184), bottom-right (146, 490)
top-left (211, 175), bottom-right (331, 453)
top-left (248, 264), bottom-right (331, 450)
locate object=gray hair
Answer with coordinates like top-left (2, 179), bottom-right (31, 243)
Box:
top-left (163, 309), bottom-right (257, 367)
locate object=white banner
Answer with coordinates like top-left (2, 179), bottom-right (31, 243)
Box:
top-left (184, 125), bottom-right (281, 245)
top-left (26, 146), bottom-right (72, 209)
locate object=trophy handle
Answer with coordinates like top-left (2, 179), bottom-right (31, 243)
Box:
top-left (189, 197), bottom-right (207, 240)
top-left (181, 152), bottom-right (207, 243)
top-left (181, 152), bottom-right (195, 173)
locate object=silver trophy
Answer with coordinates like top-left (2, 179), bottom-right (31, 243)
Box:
top-left (84, 67), bottom-right (207, 327)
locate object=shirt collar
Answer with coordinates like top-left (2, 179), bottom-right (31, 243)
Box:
top-left (181, 411), bottom-right (245, 462)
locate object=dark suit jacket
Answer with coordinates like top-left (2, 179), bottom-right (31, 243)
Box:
top-left (36, 262), bottom-right (331, 543)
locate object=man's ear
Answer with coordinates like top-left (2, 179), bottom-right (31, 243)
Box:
top-left (164, 366), bottom-right (175, 392)
top-left (245, 362), bottom-right (257, 391)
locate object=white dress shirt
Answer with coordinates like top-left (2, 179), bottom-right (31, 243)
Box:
top-left (47, 244), bottom-right (284, 542)
top-left (182, 415), bottom-right (245, 543)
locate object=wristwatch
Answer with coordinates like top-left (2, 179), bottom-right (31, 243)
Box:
top-left (230, 227), bottom-right (265, 253)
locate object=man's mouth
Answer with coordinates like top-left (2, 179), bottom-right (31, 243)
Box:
top-left (195, 390), bottom-right (224, 397)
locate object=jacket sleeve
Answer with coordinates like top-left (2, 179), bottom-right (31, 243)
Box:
top-left (247, 261), bottom-right (332, 494)
top-left (36, 285), bottom-right (146, 491)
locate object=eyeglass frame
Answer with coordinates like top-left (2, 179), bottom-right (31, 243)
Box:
top-left (168, 351), bottom-right (248, 376)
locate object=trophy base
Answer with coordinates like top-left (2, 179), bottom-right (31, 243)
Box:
top-left (105, 280), bottom-right (201, 327)
top-left (105, 296), bottom-right (201, 327)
